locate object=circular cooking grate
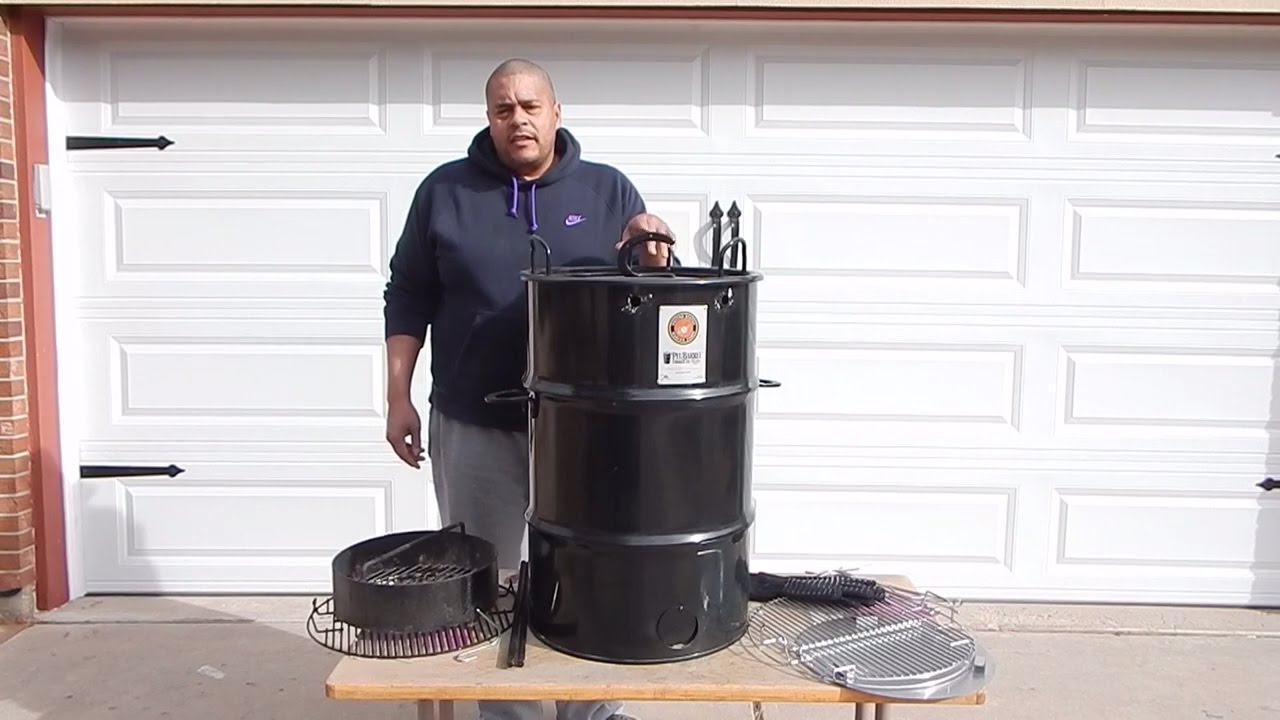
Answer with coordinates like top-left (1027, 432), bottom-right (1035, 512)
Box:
top-left (746, 582), bottom-right (993, 701)
top-left (791, 614), bottom-right (981, 695)
top-left (362, 561), bottom-right (473, 586)
top-left (306, 586), bottom-right (514, 660)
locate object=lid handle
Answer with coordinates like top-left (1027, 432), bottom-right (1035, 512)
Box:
top-left (617, 231), bottom-right (676, 277)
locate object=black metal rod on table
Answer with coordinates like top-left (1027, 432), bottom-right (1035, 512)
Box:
top-left (507, 560), bottom-right (530, 668)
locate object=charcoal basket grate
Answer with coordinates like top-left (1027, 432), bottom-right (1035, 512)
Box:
top-left (362, 562), bottom-right (473, 586)
top-left (747, 572), bottom-right (993, 701)
top-left (307, 581), bottom-right (515, 660)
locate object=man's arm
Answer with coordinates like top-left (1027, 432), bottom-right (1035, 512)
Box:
top-left (383, 178), bottom-right (441, 403)
top-left (382, 179), bottom-right (441, 468)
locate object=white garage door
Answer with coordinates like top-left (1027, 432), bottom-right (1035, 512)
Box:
top-left (48, 17), bottom-right (1280, 604)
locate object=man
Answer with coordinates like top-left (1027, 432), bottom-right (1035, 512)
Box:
top-left (381, 58), bottom-right (672, 720)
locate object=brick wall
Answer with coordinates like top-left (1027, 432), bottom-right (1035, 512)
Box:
top-left (0, 10), bottom-right (34, 616)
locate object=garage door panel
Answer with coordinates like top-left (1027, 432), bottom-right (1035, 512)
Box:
top-left (1063, 195), bottom-right (1280, 303)
top-left (81, 318), bottom-right (387, 444)
top-left (1060, 345), bottom-right (1278, 434)
top-left (756, 342), bottom-right (1021, 426)
top-left (743, 46), bottom-right (1031, 144)
top-left (742, 178), bottom-right (1280, 312)
top-left (429, 44), bottom-right (711, 139)
top-left (77, 460), bottom-right (430, 593)
top-left (756, 314), bottom-right (1280, 456)
top-left (58, 29), bottom-right (417, 153)
top-left (748, 478), bottom-right (1020, 594)
top-left (1045, 477), bottom-right (1279, 604)
top-left (58, 21), bottom-right (726, 157)
top-left (742, 184), bottom-right (1033, 309)
top-left (1068, 55), bottom-right (1280, 146)
top-left (72, 173), bottom-right (405, 300)
top-left (725, 31), bottom-right (1279, 163)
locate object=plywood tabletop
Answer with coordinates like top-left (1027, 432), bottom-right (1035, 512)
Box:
top-left (324, 574), bottom-right (986, 707)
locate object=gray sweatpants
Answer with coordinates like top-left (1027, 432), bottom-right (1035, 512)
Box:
top-left (427, 407), bottom-right (625, 720)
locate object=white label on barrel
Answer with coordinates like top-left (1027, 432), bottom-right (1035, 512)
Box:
top-left (657, 304), bottom-right (708, 385)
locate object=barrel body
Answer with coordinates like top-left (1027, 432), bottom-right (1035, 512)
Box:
top-left (521, 267), bottom-right (763, 664)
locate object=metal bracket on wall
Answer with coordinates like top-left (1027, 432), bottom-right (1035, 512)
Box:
top-left (65, 135), bottom-right (174, 151)
top-left (1259, 478), bottom-right (1278, 492)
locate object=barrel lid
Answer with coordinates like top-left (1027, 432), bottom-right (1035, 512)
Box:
top-left (520, 231), bottom-right (764, 285)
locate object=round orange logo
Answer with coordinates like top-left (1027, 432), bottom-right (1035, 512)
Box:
top-left (667, 311), bottom-right (699, 346)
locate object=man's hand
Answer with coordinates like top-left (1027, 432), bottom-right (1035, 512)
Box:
top-left (386, 397), bottom-right (425, 468)
top-left (617, 213), bottom-right (675, 267)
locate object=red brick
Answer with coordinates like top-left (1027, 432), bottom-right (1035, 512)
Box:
top-left (0, 454), bottom-right (25, 478)
top-left (0, 379), bottom-right (23, 398)
top-left (0, 546), bottom-right (35, 571)
top-left (0, 417), bottom-right (28, 438)
top-left (0, 430), bottom-right (27, 453)
top-left (0, 528), bottom-right (32, 553)
top-left (0, 565), bottom-right (35, 590)
top-left (0, 493), bottom-right (29, 514)
top-left (0, 396), bottom-right (26, 417)
top-left (0, 509), bottom-right (31, 533)
top-left (0, 471), bottom-right (30, 496)
top-left (0, 359), bottom-right (22, 380)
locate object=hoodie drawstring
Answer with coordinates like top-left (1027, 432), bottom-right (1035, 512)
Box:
top-left (507, 176), bottom-right (540, 233)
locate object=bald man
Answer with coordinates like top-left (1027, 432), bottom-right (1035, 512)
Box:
top-left (382, 58), bottom-right (668, 720)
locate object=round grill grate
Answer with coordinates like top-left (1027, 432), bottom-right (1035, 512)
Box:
top-left (746, 578), bottom-right (993, 701)
top-left (306, 583), bottom-right (514, 660)
top-left (792, 614), bottom-right (982, 695)
top-left (362, 561), bottom-right (473, 586)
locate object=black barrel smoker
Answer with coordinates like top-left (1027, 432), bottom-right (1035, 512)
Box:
top-left (488, 232), bottom-right (779, 664)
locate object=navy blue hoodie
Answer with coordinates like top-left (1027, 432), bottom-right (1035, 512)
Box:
top-left (383, 127), bottom-right (646, 431)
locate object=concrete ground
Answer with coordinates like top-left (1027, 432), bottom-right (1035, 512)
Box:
top-left (0, 595), bottom-right (1277, 720)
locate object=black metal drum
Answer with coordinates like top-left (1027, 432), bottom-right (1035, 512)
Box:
top-left (487, 232), bottom-right (779, 664)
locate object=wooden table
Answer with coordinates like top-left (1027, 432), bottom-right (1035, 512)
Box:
top-left (325, 574), bottom-right (988, 719)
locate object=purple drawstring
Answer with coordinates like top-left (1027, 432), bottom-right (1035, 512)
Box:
top-left (528, 184), bottom-right (538, 232)
top-left (507, 176), bottom-right (540, 233)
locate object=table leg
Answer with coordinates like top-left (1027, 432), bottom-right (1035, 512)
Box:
top-left (854, 704), bottom-right (866, 720)
top-left (752, 700), bottom-right (765, 720)
top-left (416, 701), bottom-right (455, 720)
top-left (873, 704), bottom-right (891, 720)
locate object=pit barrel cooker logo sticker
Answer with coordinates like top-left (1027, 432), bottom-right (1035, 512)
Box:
top-left (658, 305), bottom-right (708, 385)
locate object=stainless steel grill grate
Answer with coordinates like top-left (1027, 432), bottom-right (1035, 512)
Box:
top-left (362, 562), bottom-right (473, 586)
top-left (306, 582), bottom-right (515, 660)
top-left (746, 575), bottom-right (992, 701)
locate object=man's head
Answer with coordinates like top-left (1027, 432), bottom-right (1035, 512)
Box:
top-left (485, 58), bottom-right (562, 180)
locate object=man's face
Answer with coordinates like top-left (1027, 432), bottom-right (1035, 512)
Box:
top-left (486, 71), bottom-right (562, 179)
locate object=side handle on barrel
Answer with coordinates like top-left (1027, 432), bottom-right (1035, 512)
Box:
top-left (617, 231), bottom-right (676, 277)
top-left (484, 389), bottom-right (531, 405)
